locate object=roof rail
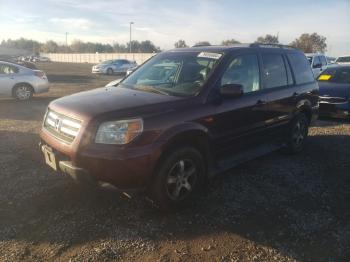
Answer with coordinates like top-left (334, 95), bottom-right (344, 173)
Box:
top-left (250, 43), bottom-right (295, 50)
top-left (192, 44), bottom-right (211, 47)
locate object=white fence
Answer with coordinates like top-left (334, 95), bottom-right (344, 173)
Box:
top-left (40, 53), bottom-right (156, 64)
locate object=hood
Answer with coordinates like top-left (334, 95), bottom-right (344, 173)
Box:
top-left (318, 81), bottom-right (350, 99)
top-left (49, 86), bottom-right (181, 121)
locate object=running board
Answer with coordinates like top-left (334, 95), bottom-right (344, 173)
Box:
top-left (209, 143), bottom-right (282, 177)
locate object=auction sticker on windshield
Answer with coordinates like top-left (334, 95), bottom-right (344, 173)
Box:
top-left (198, 52), bottom-right (222, 60)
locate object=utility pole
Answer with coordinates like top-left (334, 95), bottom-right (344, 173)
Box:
top-left (65, 32), bottom-right (69, 52)
top-left (129, 22), bottom-right (134, 53)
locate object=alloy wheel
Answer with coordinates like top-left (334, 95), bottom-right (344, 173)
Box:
top-left (165, 159), bottom-right (197, 201)
top-left (15, 86), bottom-right (32, 100)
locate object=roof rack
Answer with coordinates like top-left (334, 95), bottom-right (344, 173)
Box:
top-left (192, 44), bottom-right (211, 47)
top-left (249, 43), bottom-right (296, 50)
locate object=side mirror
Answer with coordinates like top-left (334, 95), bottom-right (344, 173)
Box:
top-left (220, 84), bottom-right (243, 98)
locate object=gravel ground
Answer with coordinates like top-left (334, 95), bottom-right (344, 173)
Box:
top-left (0, 62), bottom-right (349, 262)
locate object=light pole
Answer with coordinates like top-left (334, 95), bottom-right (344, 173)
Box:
top-left (65, 32), bottom-right (69, 52)
top-left (129, 22), bottom-right (134, 53)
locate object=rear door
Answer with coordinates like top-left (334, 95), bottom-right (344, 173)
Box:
top-left (0, 63), bottom-right (16, 96)
top-left (256, 52), bottom-right (295, 139)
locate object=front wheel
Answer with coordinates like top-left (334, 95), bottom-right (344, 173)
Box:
top-left (106, 68), bottom-right (113, 75)
top-left (150, 147), bottom-right (206, 210)
top-left (283, 113), bottom-right (309, 154)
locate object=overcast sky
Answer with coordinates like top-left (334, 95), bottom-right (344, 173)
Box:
top-left (0, 0), bottom-right (349, 56)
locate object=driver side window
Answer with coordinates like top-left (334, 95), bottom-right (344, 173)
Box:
top-left (220, 54), bottom-right (260, 93)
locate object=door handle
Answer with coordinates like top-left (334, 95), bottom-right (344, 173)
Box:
top-left (256, 99), bottom-right (267, 106)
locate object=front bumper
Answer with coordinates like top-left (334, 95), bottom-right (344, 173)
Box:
top-left (92, 68), bottom-right (106, 74)
top-left (39, 133), bottom-right (162, 189)
top-left (319, 102), bottom-right (350, 119)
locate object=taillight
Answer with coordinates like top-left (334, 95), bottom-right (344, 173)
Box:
top-left (34, 70), bottom-right (46, 79)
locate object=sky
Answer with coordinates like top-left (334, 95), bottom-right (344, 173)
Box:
top-left (0, 0), bottom-right (349, 56)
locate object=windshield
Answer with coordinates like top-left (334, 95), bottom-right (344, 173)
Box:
top-left (336, 56), bottom-right (350, 63)
top-left (120, 51), bottom-right (222, 97)
top-left (101, 60), bottom-right (113, 64)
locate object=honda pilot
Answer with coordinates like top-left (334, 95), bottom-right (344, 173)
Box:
top-left (40, 44), bottom-right (319, 209)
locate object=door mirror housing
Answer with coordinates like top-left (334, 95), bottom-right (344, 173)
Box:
top-left (220, 84), bottom-right (243, 98)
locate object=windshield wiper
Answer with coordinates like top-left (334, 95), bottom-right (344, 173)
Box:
top-left (134, 85), bottom-right (170, 96)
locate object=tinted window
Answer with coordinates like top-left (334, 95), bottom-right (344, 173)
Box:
top-left (220, 54), bottom-right (260, 93)
top-left (287, 53), bottom-right (315, 84)
top-left (261, 54), bottom-right (287, 89)
top-left (284, 56), bottom-right (294, 85)
top-left (320, 56), bottom-right (327, 66)
top-left (318, 67), bottom-right (350, 84)
top-left (336, 56), bottom-right (350, 63)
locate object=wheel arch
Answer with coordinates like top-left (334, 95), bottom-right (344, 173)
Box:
top-left (296, 99), bottom-right (312, 123)
top-left (153, 126), bottom-right (213, 182)
top-left (12, 82), bottom-right (35, 97)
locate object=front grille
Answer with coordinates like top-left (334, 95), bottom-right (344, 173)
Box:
top-left (44, 110), bottom-right (82, 143)
top-left (319, 96), bottom-right (348, 104)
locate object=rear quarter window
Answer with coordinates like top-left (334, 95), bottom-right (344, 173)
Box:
top-left (287, 53), bottom-right (315, 84)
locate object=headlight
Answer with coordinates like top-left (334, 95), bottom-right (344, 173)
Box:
top-left (95, 118), bottom-right (143, 144)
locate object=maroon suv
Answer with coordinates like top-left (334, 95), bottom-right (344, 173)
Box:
top-left (40, 44), bottom-right (318, 209)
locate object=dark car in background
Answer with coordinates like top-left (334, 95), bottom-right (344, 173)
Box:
top-left (40, 44), bottom-right (318, 209)
top-left (318, 65), bottom-right (350, 119)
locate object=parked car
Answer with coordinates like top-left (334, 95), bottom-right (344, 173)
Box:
top-left (335, 56), bottom-right (350, 65)
top-left (92, 59), bottom-right (137, 75)
top-left (306, 53), bottom-right (329, 78)
top-left (40, 44), bottom-right (318, 209)
top-left (126, 66), bottom-right (138, 76)
top-left (318, 65), bottom-right (350, 119)
top-left (33, 56), bottom-right (51, 62)
top-left (0, 61), bottom-right (49, 100)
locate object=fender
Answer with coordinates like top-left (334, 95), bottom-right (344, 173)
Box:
top-left (155, 121), bottom-right (211, 145)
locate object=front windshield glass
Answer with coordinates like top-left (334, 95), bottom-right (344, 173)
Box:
top-left (120, 51), bottom-right (222, 97)
top-left (101, 60), bottom-right (113, 64)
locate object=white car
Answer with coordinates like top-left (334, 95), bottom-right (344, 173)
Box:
top-left (33, 56), bottom-right (51, 62)
top-left (305, 53), bottom-right (329, 78)
top-left (335, 56), bottom-right (350, 65)
top-left (92, 59), bottom-right (137, 75)
top-left (0, 61), bottom-right (49, 100)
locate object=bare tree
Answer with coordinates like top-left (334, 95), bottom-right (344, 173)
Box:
top-left (255, 34), bottom-right (279, 44)
top-left (174, 39), bottom-right (188, 48)
top-left (290, 33), bottom-right (327, 53)
top-left (221, 39), bottom-right (241, 46)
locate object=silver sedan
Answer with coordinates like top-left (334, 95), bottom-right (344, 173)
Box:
top-left (92, 59), bottom-right (137, 75)
top-left (0, 61), bottom-right (49, 100)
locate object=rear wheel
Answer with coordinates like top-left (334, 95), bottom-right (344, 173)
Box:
top-left (150, 147), bottom-right (205, 210)
top-left (13, 84), bottom-right (33, 101)
top-left (283, 113), bottom-right (309, 154)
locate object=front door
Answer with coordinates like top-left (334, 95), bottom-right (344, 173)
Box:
top-left (210, 53), bottom-right (274, 155)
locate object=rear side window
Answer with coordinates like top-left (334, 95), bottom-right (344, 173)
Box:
top-left (313, 56), bottom-right (321, 68)
top-left (318, 68), bottom-right (350, 84)
top-left (0, 64), bottom-right (19, 74)
top-left (287, 53), bottom-right (315, 84)
top-left (261, 53), bottom-right (287, 89)
top-left (320, 56), bottom-right (327, 66)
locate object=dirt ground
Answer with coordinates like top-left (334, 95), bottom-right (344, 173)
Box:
top-left (0, 62), bottom-right (349, 262)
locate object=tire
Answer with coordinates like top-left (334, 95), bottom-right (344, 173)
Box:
top-left (283, 113), bottom-right (309, 154)
top-left (150, 147), bottom-right (206, 210)
top-left (107, 68), bottom-right (113, 75)
top-left (13, 84), bottom-right (33, 101)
